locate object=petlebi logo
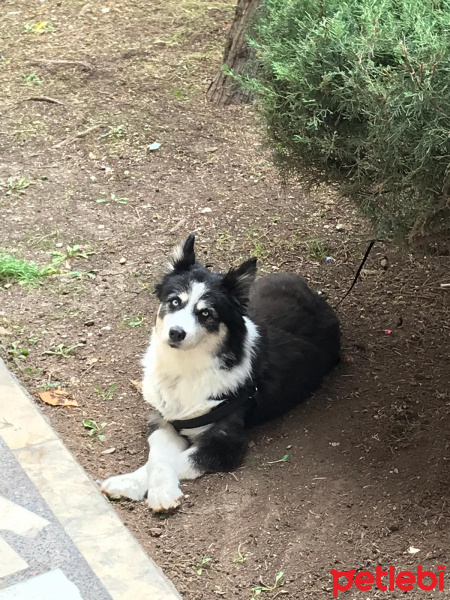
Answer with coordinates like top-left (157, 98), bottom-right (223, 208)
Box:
top-left (330, 564), bottom-right (446, 597)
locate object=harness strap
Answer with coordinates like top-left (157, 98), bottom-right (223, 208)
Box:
top-left (169, 386), bottom-right (258, 432)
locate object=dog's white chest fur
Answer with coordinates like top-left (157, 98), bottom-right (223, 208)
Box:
top-left (141, 317), bottom-right (259, 421)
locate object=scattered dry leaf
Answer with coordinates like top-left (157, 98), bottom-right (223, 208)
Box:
top-left (38, 389), bottom-right (78, 407)
top-left (129, 379), bottom-right (143, 393)
top-left (149, 527), bottom-right (163, 537)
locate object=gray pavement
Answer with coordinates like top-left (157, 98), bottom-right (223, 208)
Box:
top-left (0, 437), bottom-right (111, 599)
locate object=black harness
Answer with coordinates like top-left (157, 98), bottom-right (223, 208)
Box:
top-left (169, 384), bottom-right (258, 432)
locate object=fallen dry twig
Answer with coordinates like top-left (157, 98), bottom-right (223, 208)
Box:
top-left (22, 96), bottom-right (66, 106)
top-left (51, 124), bottom-right (104, 149)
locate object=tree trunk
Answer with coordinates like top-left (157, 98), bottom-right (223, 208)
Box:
top-left (207, 0), bottom-right (260, 106)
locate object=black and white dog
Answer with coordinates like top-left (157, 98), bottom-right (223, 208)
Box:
top-left (101, 235), bottom-right (340, 511)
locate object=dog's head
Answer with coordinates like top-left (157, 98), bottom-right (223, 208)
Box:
top-left (154, 235), bottom-right (257, 351)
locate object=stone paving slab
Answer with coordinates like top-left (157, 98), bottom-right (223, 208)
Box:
top-left (0, 359), bottom-right (182, 600)
top-left (0, 436), bottom-right (112, 599)
top-left (0, 569), bottom-right (84, 600)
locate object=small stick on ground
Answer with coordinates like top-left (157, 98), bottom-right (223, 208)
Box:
top-left (27, 58), bottom-right (94, 71)
top-left (52, 124), bottom-right (105, 149)
top-left (21, 96), bottom-right (66, 106)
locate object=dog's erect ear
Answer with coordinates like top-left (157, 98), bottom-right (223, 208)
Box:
top-left (155, 235), bottom-right (196, 299)
top-left (169, 234), bottom-right (196, 273)
top-left (222, 257), bottom-right (257, 306)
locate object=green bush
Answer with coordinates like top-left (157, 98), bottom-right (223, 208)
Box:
top-left (244, 0), bottom-right (450, 243)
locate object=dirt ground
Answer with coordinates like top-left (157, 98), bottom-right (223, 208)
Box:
top-left (1, 1), bottom-right (449, 598)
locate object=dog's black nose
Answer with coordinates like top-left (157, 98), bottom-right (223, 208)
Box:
top-left (169, 326), bottom-right (186, 343)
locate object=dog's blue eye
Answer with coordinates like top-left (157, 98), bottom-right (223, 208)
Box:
top-left (170, 298), bottom-right (180, 307)
top-left (201, 309), bottom-right (210, 318)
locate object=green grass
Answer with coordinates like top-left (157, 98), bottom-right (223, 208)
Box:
top-left (43, 343), bottom-right (79, 358)
top-left (93, 384), bottom-right (117, 401)
top-left (100, 125), bottom-right (126, 140)
top-left (251, 571), bottom-right (284, 598)
top-left (23, 21), bottom-right (56, 34)
top-left (215, 228), bottom-right (232, 251)
top-left (38, 381), bottom-right (61, 392)
top-left (0, 245), bottom-right (97, 284)
top-left (121, 315), bottom-right (145, 328)
top-left (49, 244), bottom-right (94, 264)
top-left (96, 193), bottom-right (130, 205)
top-left (303, 238), bottom-right (330, 262)
top-left (0, 253), bottom-right (57, 286)
top-left (3, 176), bottom-right (32, 196)
top-left (232, 545), bottom-right (249, 564)
top-left (0, 342), bottom-right (29, 359)
top-left (246, 229), bottom-right (269, 260)
top-left (191, 556), bottom-right (212, 576)
top-left (21, 73), bottom-right (43, 86)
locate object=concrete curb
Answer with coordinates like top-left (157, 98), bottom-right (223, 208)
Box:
top-left (0, 359), bottom-right (182, 600)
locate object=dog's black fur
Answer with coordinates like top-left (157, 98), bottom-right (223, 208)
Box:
top-left (247, 273), bottom-right (341, 425)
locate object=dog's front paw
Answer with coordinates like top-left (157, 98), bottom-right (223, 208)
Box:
top-left (146, 484), bottom-right (183, 512)
top-left (101, 468), bottom-right (148, 501)
top-left (146, 465), bottom-right (184, 512)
